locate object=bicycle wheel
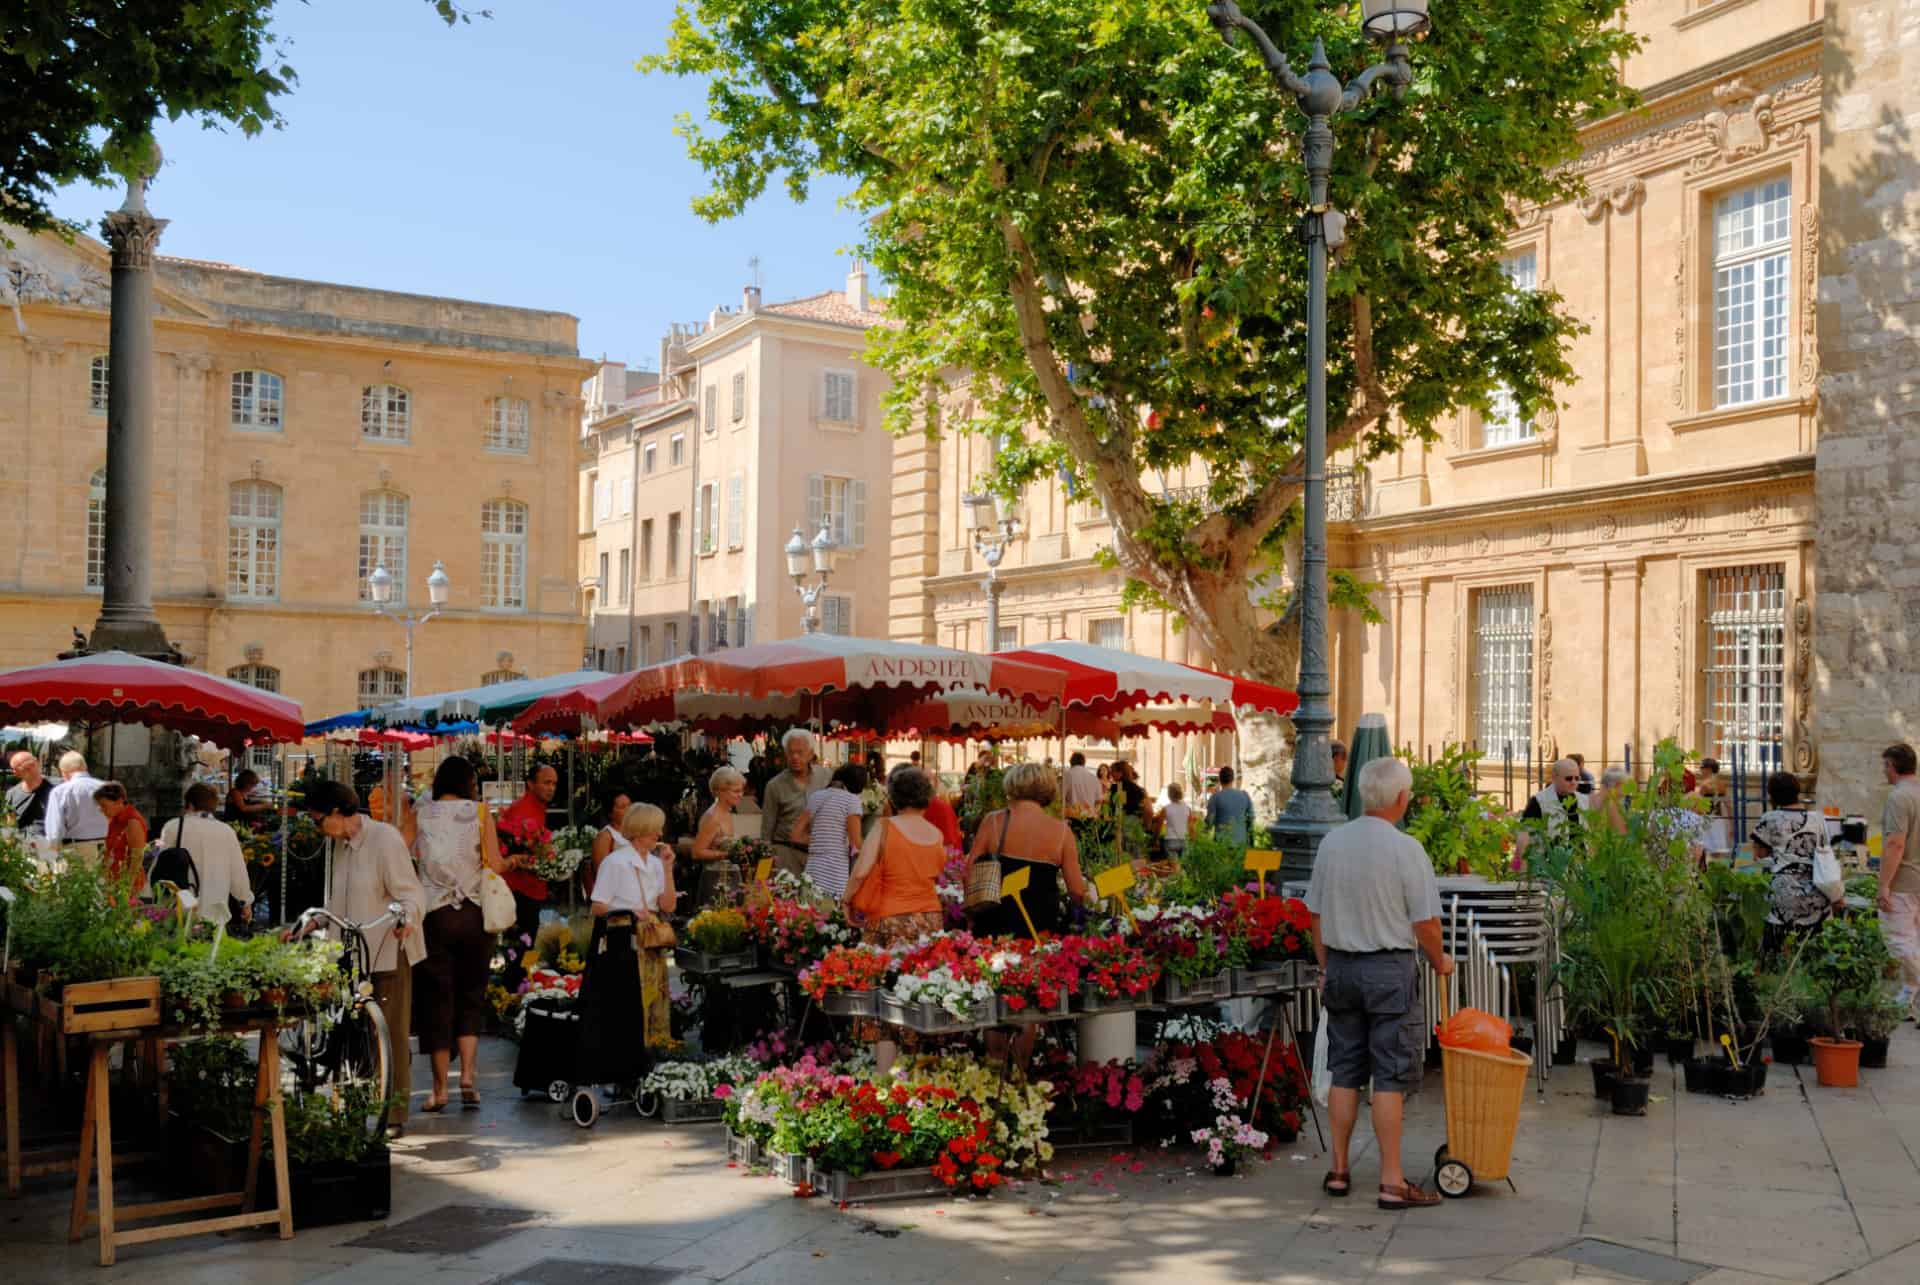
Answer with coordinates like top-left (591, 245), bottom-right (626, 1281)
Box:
top-left (315, 998), bottom-right (394, 1147)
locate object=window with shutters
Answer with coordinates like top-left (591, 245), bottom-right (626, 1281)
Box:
top-left (89, 355), bottom-right (110, 414)
top-left (726, 474), bottom-right (745, 549)
top-left (703, 384), bottom-right (717, 434)
top-left (643, 442), bottom-right (657, 475)
top-left (665, 620), bottom-right (679, 657)
top-left (1482, 252), bottom-right (1539, 446)
top-left (638, 626), bottom-right (651, 665)
top-left (597, 551), bottom-right (609, 600)
top-left (1473, 585), bottom-right (1534, 760)
top-left (231, 370), bottom-right (284, 431)
top-left (709, 598), bottom-right (728, 648)
top-left (807, 473), bottom-right (867, 548)
top-left (486, 396), bottom-right (530, 453)
top-left (1702, 564), bottom-right (1786, 765)
top-left (731, 597), bottom-right (748, 648)
top-left (1088, 618), bottom-right (1125, 650)
top-left (698, 483), bottom-right (718, 555)
top-left (821, 370), bottom-right (856, 424)
top-left (670, 433), bottom-right (685, 466)
top-left (228, 664), bottom-right (280, 692)
top-left (480, 498), bottom-right (528, 610)
top-left (592, 472), bottom-right (610, 523)
top-left (357, 667), bottom-right (406, 709)
top-left (617, 547), bottom-right (630, 603)
top-left (1713, 178), bottom-right (1792, 408)
top-left (357, 490), bottom-right (408, 603)
top-left (616, 467), bottom-right (631, 517)
top-left (667, 512), bottom-right (682, 577)
top-left (639, 519), bottom-right (654, 581)
top-left (227, 481), bottom-right (282, 601)
top-left (86, 469), bottom-right (107, 590)
top-left (612, 645), bottom-right (625, 670)
top-left (821, 594), bottom-right (853, 636)
top-left (731, 371), bottom-right (746, 422)
top-left (361, 383), bottom-right (410, 442)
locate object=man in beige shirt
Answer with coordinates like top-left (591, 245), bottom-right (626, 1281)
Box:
top-left (306, 780), bottom-right (426, 1132)
top-left (762, 729), bottom-right (831, 878)
top-left (1878, 743), bottom-right (1920, 1010)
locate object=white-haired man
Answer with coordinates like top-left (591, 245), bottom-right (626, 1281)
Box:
top-left (46, 750), bottom-right (108, 845)
top-left (762, 728), bottom-right (830, 878)
top-left (1305, 755), bottom-right (1453, 1211)
top-left (6, 751), bottom-right (54, 834)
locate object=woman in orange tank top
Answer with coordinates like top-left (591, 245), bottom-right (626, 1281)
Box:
top-left (844, 765), bottom-right (946, 1072)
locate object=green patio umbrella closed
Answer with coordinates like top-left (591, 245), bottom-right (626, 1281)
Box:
top-left (1342, 712), bottom-right (1393, 821)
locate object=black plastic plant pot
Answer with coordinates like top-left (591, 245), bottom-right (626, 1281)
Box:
top-left (1860, 1037), bottom-right (1890, 1069)
top-left (1681, 1057), bottom-right (1717, 1095)
top-left (1630, 1045), bottom-right (1656, 1076)
top-left (1610, 1077), bottom-right (1651, 1116)
top-left (1771, 1033), bottom-right (1810, 1066)
top-left (1510, 1034), bottom-right (1535, 1057)
top-left (1714, 1059), bottom-right (1769, 1097)
top-left (1553, 1036), bottom-right (1578, 1067)
top-left (1664, 1037), bottom-right (1695, 1065)
top-left (1590, 1059), bottom-right (1620, 1100)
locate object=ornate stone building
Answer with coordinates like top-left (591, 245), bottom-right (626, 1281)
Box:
top-left (1331, 5), bottom-right (1840, 795)
top-left (0, 225), bottom-right (591, 720)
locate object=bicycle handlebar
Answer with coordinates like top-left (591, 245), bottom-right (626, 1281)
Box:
top-left (291, 901), bottom-right (410, 939)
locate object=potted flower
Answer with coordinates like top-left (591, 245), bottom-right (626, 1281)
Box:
top-left (1805, 915), bottom-right (1892, 1087)
top-left (1072, 935), bottom-right (1161, 1012)
top-left (1217, 889), bottom-right (1313, 995)
top-left (798, 943), bottom-right (892, 1017)
top-left (981, 943), bottom-right (1079, 1022)
top-left (680, 907), bottom-right (755, 973)
top-left (1135, 903), bottom-right (1230, 1003)
top-left (265, 1080), bottom-right (395, 1228)
top-left (1187, 1074), bottom-right (1269, 1176)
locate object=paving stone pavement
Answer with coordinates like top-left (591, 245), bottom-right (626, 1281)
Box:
top-left (8, 1026), bottom-right (1920, 1284)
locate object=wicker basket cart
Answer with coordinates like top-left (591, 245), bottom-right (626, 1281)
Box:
top-left (1433, 1042), bottom-right (1532, 1198)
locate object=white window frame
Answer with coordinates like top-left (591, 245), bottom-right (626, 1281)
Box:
top-left (357, 490), bottom-right (409, 603)
top-left (226, 480), bottom-right (282, 602)
top-left (1483, 252), bottom-right (1539, 446)
top-left (670, 433), bottom-right (685, 467)
top-left (731, 371), bottom-right (747, 422)
top-left (228, 663), bottom-right (281, 692)
top-left (480, 498), bottom-right (528, 611)
top-left (598, 551), bottom-right (609, 602)
top-left (666, 512), bottom-right (682, 577)
top-left (807, 473), bottom-right (867, 548)
top-left (821, 369), bottom-right (856, 424)
top-left (643, 442), bottom-right (657, 475)
top-left (996, 624), bottom-right (1019, 651)
top-left (230, 370), bottom-right (285, 432)
top-left (1088, 618), bottom-right (1125, 650)
top-left (1472, 585), bottom-right (1534, 760)
top-left (1712, 177), bottom-right (1792, 409)
top-left (89, 355), bottom-right (109, 415)
top-left (698, 482), bottom-right (718, 555)
top-left (1702, 563), bottom-right (1787, 765)
top-left (357, 667), bottom-right (405, 710)
top-left (361, 383), bottom-right (411, 442)
top-left (593, 473), bottom-right (610, 523)
top-left (486, 396), bottom-right (530, 453)
top-left (481, 668), bottom-right (526, 686)
top-left (726, 473), bottom-right (745, 549)
top-left (86, 468), bottom-right (107, 590)
top-left (618, 547), bottom-right (631, 603)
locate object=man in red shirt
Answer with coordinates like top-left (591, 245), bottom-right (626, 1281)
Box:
top-left (500, 764), bottom-right (558, 989)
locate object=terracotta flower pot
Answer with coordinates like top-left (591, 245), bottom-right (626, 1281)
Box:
top-left (1810, 1036), bottom-right (1863, 1088)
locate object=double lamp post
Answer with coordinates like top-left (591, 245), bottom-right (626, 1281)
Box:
top-left (1205, 0), bottom-right (1430, 878)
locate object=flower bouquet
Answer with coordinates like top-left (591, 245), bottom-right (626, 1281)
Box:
top-left (1187, 1075), bottom-right (1269, 1176)
top-left (496, 812), bottom-right (555, 875)
top-left (532, 825), bottom-right (595, 885)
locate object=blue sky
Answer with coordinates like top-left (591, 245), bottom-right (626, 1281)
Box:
top-left (44, 0), bottom-right (863, 367)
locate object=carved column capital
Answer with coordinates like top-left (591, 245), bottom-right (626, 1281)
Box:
top-left (100, 210), bottom-right (169, 270)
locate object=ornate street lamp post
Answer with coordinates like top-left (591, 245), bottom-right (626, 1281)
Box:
top-left (963, 492), bottom-right (1021, 651)
top-left (1206, 0), bottom-right (1431, 879)
top-left (368, 559), bottom-right (450, 698)
top-left (785, 525), bottom-right (837, 633)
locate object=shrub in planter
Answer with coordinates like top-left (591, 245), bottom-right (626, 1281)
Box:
top-left (264, 1079), bottom-right (399, 1227)
top-left (1804, 917), bottom-right (1890, 1087)
top-left (1846, 987), bottom-right (1904, 1069)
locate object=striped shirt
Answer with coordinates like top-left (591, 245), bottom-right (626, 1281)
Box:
top-left (803, 787), bottom-right (863, 898)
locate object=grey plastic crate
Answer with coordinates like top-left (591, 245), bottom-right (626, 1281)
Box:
top-left (817, 1165), bottom-right (949, 1204)
top-left (726, 1132), bottom-right (761, 1166)
top-left (675, 945), bottom-right (759, 975)
top-left (660, 1096), bottom-right (726, 1125)
top-left (821, 988), bottom-right (880, 1019)
top-left (768, 1150), bottom-right (813, 1187)
top-left (881, 991), bottom-right (995, 1034)
top-left (1000, 993), bottom-right (1071, 1024)
top-left (1162, 971), bottom-right (1234, 1005)
top-left (1231, 962), bottom-right (1298, 996)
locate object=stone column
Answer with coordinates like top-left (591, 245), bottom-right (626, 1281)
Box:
top-left (89, 180), bottom-right (173, 658)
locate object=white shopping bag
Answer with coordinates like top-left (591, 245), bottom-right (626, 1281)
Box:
top-left (1311, 1015), bottom-right (1332, 1108)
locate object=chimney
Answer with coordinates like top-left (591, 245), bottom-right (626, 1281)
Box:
top-left (846, 258), bottom-right (869, 312)
top-left (743, 284), bottom-right (762, 313)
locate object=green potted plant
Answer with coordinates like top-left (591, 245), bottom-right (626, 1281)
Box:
top-left (163, 1035), bottom-right (257, 1196)
top-left (1847, 986), bottom-right (1905, 1069)
top-left (265, 1080), bottom-right (395, 1228)
top-left (1400, 745), bottom-right (1517, 879)
top-left (1805, 915), bottom-right (1892, 1087)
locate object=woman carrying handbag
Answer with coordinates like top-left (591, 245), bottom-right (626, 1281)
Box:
top-left (843, 766), bottom-right (947, 1074)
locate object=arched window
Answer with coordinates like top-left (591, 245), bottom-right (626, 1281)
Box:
top-left (231, 370), bottom-right (285, 431)
top-left (89, 355), bottom-right (110, 414)
top-left (357, 490), bottom-right (409, 601)
top-left (357, 667), bottom-right (406, 709)
top-left (227, 480), bottom-right (282, 601)
top-left (480, 498), bottom-right (527, 610)
top-left (227, 663), bottom-right (281, 693)
top-left (485, 396), bottom-right (530, 453)
top-left (361, 383), bottom-right (410, 442)
top-left (86, 469), bottom-right (107, 590)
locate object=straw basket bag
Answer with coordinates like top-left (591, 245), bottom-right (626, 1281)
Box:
top-left (1437, 1043), bottom-right (1533, 1188)
top-left (963, 810), bottom-right (1010, 913)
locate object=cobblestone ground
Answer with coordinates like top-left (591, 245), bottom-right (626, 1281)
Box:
top-left (8, 1027), bottom-right (1920, 1284)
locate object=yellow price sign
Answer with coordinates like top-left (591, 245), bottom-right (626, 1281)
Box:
top-left (1244, 849), bottom-right (1282, 899)
top-left (1001, 864), bottom-right (1040, 940)
top-left (1093, 864), bottom-right (1139, 931)
top-left (754, 857), bottom-right (774, 885)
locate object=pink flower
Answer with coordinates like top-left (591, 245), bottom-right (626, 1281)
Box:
top-left (713, 1084), bottom-right (733, 1099)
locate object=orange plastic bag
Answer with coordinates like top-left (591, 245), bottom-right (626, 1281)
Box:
top-left (1436, 1007), bottom-right (1513, 1055)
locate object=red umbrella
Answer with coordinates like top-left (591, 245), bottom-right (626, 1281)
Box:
top-left (511, 669), bottom-right (804, 737)
top-left (337, 728), bottom-right (437, 752)
top-left (992, 640), bottom-right (1297, 717)
top-left (0, 650), bottom-right (305, 752)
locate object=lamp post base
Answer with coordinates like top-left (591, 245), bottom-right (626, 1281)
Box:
top-left (1268, 804), bottom-right (1344, 887)
top-left (78, 617), bottom-right (178, 662)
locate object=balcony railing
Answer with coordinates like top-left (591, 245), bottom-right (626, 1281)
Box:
top-left (1153, 467), bottom-right (1366, 521)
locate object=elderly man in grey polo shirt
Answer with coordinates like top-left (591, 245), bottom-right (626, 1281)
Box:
top-left (1305, 755), bottom-right (1454, 1211)
top-left (762, 728), bottom-right (831, 878)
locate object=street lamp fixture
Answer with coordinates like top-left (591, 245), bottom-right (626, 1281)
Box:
top-left (1205, 0), bottom-right (1430, 880)
top-left (368, 559), bottom-right (449, 698)
top-left (962, 492), bottom-right (1021, 651)
top-left (786, 525), bottom-right (837, 633)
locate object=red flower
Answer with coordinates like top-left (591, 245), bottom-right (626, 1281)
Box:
top-left (872, 1150), bottom-right (903, 1169)
top-left (886, 1113), bottom-right (912, 1134)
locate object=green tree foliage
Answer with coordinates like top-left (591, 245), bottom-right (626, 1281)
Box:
top-left (644, 0), bottom-right (1636, 690)
top-left (1, 1), bottom-right (473, 235)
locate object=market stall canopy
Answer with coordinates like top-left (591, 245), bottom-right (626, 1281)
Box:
top-left (874, 690), bottom-right (1237, 742)
top-left (331, 728), bottom-right (438, 752)
top-left (0, 651), bottom-right (305, 752)
top-left (511, 666), bottom-right (805, 737)
top-left (991, 641), bottom-right (1298, 717)
top-left (305, 670), bottom-right (612, 735)
top-left (588, 636), bottom-right (1067, 732)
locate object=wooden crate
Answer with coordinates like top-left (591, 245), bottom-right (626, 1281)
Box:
top-left (59, 977), bottom-right (162, 1034)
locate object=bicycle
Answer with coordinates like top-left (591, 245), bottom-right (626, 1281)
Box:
top-left (278, 901), bottom-right (408, 1142)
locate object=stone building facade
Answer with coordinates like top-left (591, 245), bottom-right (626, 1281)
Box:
top-left (1330, 4), bottom-right (1839, 796)
top-left (0, 226), bottom-right (590, 720)
top-left (1811, 0), bottom-right (1920, 816)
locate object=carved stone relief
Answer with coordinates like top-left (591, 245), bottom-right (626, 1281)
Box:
top-left (1572, 74), bottom-right (1819, 178)
top-left (1597, 514), bottom-right (1619, 541)
top-left (1578, 176), bottom-right (1646, 221)
top-left (1671, 236), bottom-right (1691, 409)
top-left (1792, 598), bottom-right (1817, 773)
top-left (1798, 204), bottom-right (1819, 388)
top-left (1538, 611), bottom-right (1554, 754)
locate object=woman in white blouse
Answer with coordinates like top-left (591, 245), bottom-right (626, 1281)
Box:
top-left (585, 803), bottom-right (677, 1056)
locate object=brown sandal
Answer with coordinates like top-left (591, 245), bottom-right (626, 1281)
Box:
top-left (1378, 1181), bottom-right (1442, 1210)
top-left (1322, 1171), bottom-right (1351, 1197)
